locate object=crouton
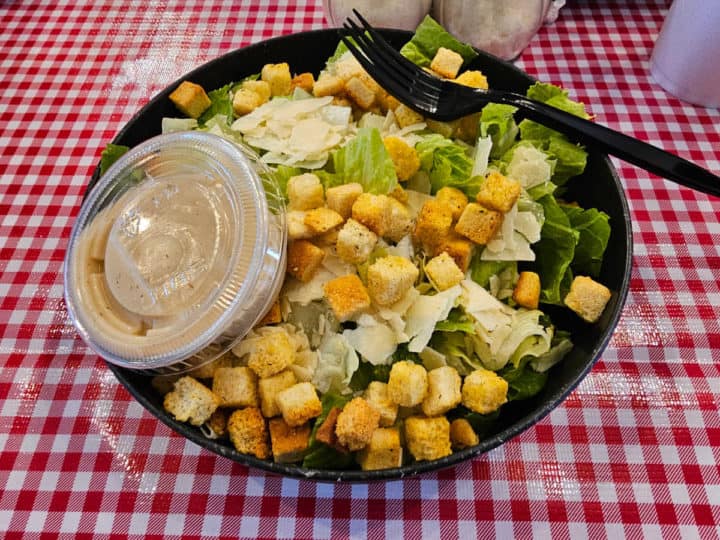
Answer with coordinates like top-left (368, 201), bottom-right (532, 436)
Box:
top-left (454, 203), bottom-right (503, 245)
top-left (315, 407), bottom-right (347, 452)
top-left (454, 70), bottom-right (489, 89)
top-left (462, 368), bottom-right (509, 414)
top-left (435, 186), bottom-right (468, 221)
top-left (377, 90), bottom-right (401, 112)
top-left (335, 397), bottom-right (381, 451)
top-left (188, 352), bottom-right (233, 379)
top-left (364, 381), bottom-right (399, 427)
top-left (212, 366), bottom-right (259, 408)
top-left (287, 173), bottom-right (324, 211)
top-left (242, 80), bottom-right (271, 103)
top-left (227, 407), bottom-right (270, 459)
top-left (323, 274), bottom-right (371, 322)
top-left (345, 76), bottom-right (377, 110)
top-left (352, 193), bottom-right (392, 237)
top-left (356, 427), bottom-right (403, 471)
top-left (325, 182), bottom-right (363, 219)
top-left (286, 210), bottom-right (313, 240)
top-left (421, 366), bottom-right (462, 417)
top-left (268, 417), bottom-right (311, 463)
top-left (204, 409), bottom-right (229, 439)
top-left (276, 382), bottom-right (323, 427)
top-left (256, 300), bottom-right (282, 326)
top-left (425, 252), bottom-right (465, 291)
top-left (367, 255), bottom-right (419, 306)
top-left (564, 275), bottom-right (612, 323)
top-left (332, 96), bottom-right (354, 108)
top-left (388, 185), bottom-right (409, 204)
top-left (404, 416), bottom-right (452, 461)
top-left (336, 218), bottom-right (378, 265)
top-left (414, 199), bottom-right (454, 253)
top-left (287, 240), bottom-right (325, 283)
top-left (383, 136), bottom-right (420, 181)
top-left (476, 172), bottom-right (522, 213)
top-left (386, 197), bottom-right (413, 243)
top-left (430, 47), bottom-right (464, 79)
top-left (232, 88), bottom-right (263, 116)
top-left (434, 232), bottom-right (474, 273)
top-left (315, 228), bottom-right (340, 247)
top-left (456, 112), bottom-right (480, 142)
top-left (261, 62), bottom-right (292, 96)
top-left (258, 369), bottom-right (297, 418)
top-left (450, 418), bottom-right (479, 449)
top-left (163, 376), bottom-right (220, 426)
top-left (169, 81), bottom-right (212, 119)
top-left (313, 73), bottom-right (344, 97)
top-left (247, 328), bottom-right (295, 378)
top-left (394, 103), bottom-right (424, 128)
top-left (304, 207), bottom-right (344, 235)
top-left (291, 72), bottom-right (315, 93)
top-left (387, 360), bottom-right (428, 407)
top-left (513, 271), bottom-right (541, 309)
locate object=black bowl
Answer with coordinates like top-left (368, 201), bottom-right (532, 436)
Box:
top-left (94, 29), bottom-right (632, 481)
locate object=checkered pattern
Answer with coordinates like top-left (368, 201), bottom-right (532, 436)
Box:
top-left (1, 0), bottom-right (719, 537)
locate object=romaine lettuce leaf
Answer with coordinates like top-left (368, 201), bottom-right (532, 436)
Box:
top-left (526, 82), bottom-right (590, 119)
top-left (469, 257), bottom-right (516, 289)
top-left (400, 15), bottom-right (478, 68)
top-left (99, 143), bottom-right (129, 175)
top-left (415, 134), bottom-right (478, 196)
top-left (561, 204), bottom-right (611, 278)
top-left (498, 359), bottom-right (549, 401)
top-left (529, 330), bottom-right (573, 373)
top-left (302, 393), bottom-right (353, 470)
top-left (479, 104), bottom-right (519, 159)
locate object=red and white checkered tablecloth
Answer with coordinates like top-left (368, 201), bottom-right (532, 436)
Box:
top-left (1, 0), bottom-right (719, 537)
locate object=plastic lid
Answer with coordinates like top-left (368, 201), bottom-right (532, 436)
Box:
top-left (64, 131), bottom-right (286, 373)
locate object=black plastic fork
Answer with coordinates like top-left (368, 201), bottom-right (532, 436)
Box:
top-left (340, 11), bottom-right (720, 198)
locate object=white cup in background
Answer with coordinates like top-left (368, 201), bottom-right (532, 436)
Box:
top-left (650, 0), bottom-right (720, 108)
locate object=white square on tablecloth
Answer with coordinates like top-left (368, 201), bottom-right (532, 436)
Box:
top-left (59, 511), bottom-right (81, 534)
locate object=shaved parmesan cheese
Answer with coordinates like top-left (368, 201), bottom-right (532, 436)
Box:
top-left (343, 322), bottom-right (398, 365)
top-left (405, 285), bottom-right (462, 353)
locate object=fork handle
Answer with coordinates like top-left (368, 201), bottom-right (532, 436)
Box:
top-left (487, 90), bottom-right (720, 198)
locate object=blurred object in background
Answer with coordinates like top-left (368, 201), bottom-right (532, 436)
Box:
top-left (323, 0), bottom-right (432, 30)
top-left (431, 0), bottom-right (565, 60)
top-left (650, 0), bottom-right (720, 108)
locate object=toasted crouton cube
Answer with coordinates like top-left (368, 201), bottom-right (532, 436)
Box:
top-left (476, 172), bottom-right (522, 213)
top-left (163, 376), bottom-right (219, 426)
top-left (388, 185), bottom-right (409, 204)
top-left (386, 198), bottom-right (413, 243)
top-left (227, 407), bottom-right (270, 459)
top-left (325, 182), bottom-right (363, 219)
top-left (315, 228), bottom-right (340, 247)
top-left (323, 274), bottom-right (371, 322)
top-left (291, 72), bottom-right (315, 93)
top-left (454, 70), bottom-right (489, 89)
top-left (287, 240), bottom-right (325, 283)
top-left (356, 427), bottom-right (403, 471)
top-left (394, 103), bottom-right (424, 128)
top-left (404, 416), bottom-right (452, 461)
top-left (287, 210), bottom-right (313, 240)
top-left (258, 369), bottom-right (297, 418)
top-left (345, 76), bottom-right (376, 110)
top-left (564, 275), bottom-right (612, 323)
top-left (364, 381), bottom-right (399, 427)
top-left (261, 62), bottom-right (292, 96)
top-left (247, 328), bottom-right (295, 378)
top-left (421, 366), bottom-right (462, 417)
top-left (414, 199), bottom-right (454, 253)
top-left (455, 203), bottom-right (503, 245)
top-left (513, 271), bottom-right (541, 309)
top-left (242, 79), bottom-right (271, 103)
top-left (435, 186), bottom-right (468, 221)
top-left (450, 418), bottom-right (479, 449)
top-left (169, 81), bottom-right (212, 119)
top-left (232, 88), bottom-right (263, 116)
top-left (336, 218), bottom-right (378, 264)
top-left (462, 368), bottom-right (509, 414)
top-left (434, 232), bottom-right (474, 273)
top-left (425, 252), bottom-right (465, 291)
top-left (313, 73), bottom-right (345, 97)
top-left (334, 55), bottom-right (366, 82)
top-left (335, 397), bottom-right (381, 451)
top-left (367, 255), bottom-right (419, 306)
top-left (212, 367), bottom-right (258, 408)
top-left (430, 47), bottom-right (464, 79)
top-left (304, 208), bottom-right (344, 235)
top-left (268, 417), bottom-right (311, 463)
top-left (287, 173), bottom-right (324, 211)
top-left (204, 409), bottom-right (229, 439)
top-left (387, 360), bottom-right (428, 407)
top-left (256, 300), bottom-right (282, 326)
top-left (383, 136), bottom-right (420, 181)
top-left (188, 352), bottom-right (233, 379)
top-left (315, 407), bottom-right (347, 452)
top-left (276, 382), bottom-right (322, 427)
top-left (352, 193), bottom-right (392, 237)
top-left (377, 90), bottom-right (401, 112)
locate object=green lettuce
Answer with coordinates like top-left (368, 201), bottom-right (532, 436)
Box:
top-left (529, 330), bottom-right (573, 373)
top-left (479, 104), bottom-right (519, 159)
top-left (198, 75), bottom-right (258, 126)
top-left (400, 15), bottom-right (478, 68)
top-left (302, 393), bottom-right (353, 470)
top-left (561, 205), bottom-right (611, 278)
top-left (469, 256), bottom-right (516, 290)
top-left (273, 165), bottom-right (303, 202)
top-left (498, 359), bottom-right (549, 401)
top-left (99, 143), bottom-right (129, 175)
top-left (415, 134), bottom-right (478, 196)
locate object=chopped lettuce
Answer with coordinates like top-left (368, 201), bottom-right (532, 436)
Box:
top-left (561, 205), bottom-right (611, 278)
top-left (161, 117), bottom-right (199, 133)
top-left (400, 15), bottom-right (478, 68)
top-left (302, 393), bottom-right (353, 470)
top-left (498, 359), bottom-right (549, 401)
top-left (479, 103), bottom-right (519, 159)
top-left (527, 82), bottom-right (590, 119)
top-left (349, 360), bottom-right (392, 392)
top-left (273, 165), bottom-right (303, 202)
top-left (529, 330), bottom-right (573, 373)
top-left (198, 81), bottom-right (238, 126)
top-left (415, 134), bottom-right (478, 196)
top-left (99, 143), bottom-right (129, 175)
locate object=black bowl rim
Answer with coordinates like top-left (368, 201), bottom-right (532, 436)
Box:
top-left (96, 28), bottom-right (633, 482)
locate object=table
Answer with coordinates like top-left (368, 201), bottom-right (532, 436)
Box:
top-left (1, 0), bottom-right (718, 538)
